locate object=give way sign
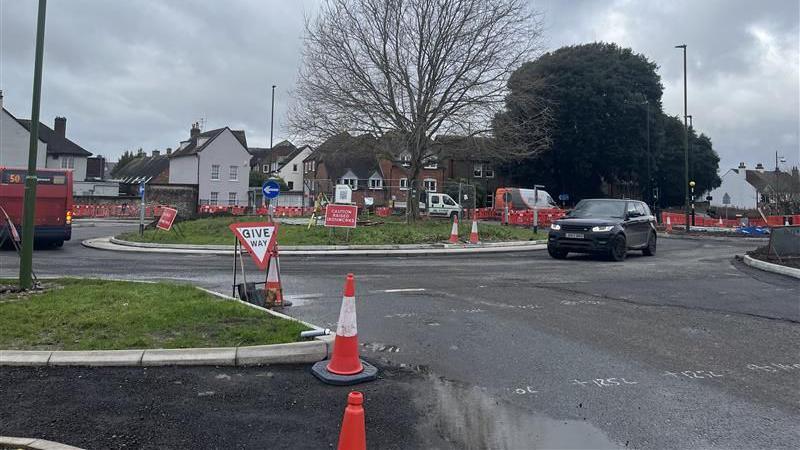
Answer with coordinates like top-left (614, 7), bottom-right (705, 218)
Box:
top-left (228, 222), bottom-right (279, 270)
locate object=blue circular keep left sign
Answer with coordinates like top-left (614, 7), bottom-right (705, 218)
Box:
top-left (263, 180), bottom-right (281, 199)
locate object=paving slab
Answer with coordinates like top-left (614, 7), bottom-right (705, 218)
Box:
top-left (48, 350), bottom-right (144, 367)
top-left (27, 438), bottom-right (85, 450)
top-left (0, 436), bottom-right (37, 446)
top-left (141, 347), bottom-right (236, 366)
top-left (0, 350), bottom-right (52, 366)
top-left (236, 341), bottom-right (326, 365)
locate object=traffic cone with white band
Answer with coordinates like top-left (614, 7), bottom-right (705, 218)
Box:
top-left (666, 216), bottom-right (672, 232)
top-left (469, 219), bottom-right (480, 244)
top-left (265, 251), bottom-right (286, 307)
top-left (327, 274), bottom-right (362, 375)
top-left (449, 215), bottom-right (459, 243)
top-left (311, 273), bottom-right (378, 385)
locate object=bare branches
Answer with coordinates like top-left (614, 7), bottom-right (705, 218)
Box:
top-left (290, 0), bottom-right (545, 151)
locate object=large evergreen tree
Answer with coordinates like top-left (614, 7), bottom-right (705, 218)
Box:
top-left (495, 42), bottom-right (721, 207)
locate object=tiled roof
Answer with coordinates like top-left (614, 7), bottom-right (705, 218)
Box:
top-left (113, 155), bottom-right (170, 183)
top-left (170, 127), bottom-right (247, 158)
top-left (17, 119), bottom-right (92, 156)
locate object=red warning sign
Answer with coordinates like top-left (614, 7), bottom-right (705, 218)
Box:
top-left (228, 222), bottom-right (279, 269)
top-left (324, 204), bottom-right (358, 228)
top-left (156, 207), bottom-right (178, 231)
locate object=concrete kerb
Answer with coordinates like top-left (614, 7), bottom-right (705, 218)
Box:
top-left (742, 254), bottom-right (800, 279)
top-left (84, 236), bottom-right (547, 256)
top-left (0, 436), bottom-right (84, 450)
top-left (0, 284), bottom-right (331, 367)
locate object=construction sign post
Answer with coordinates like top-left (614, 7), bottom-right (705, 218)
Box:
top-left (156, 207), bottom-right (178, 231)
top-left (229, 222), bottom-right (278, 269)
top-left (325, 204), bottom-right (358, 228)
top-left (229, 221), bottom-right (288, 308)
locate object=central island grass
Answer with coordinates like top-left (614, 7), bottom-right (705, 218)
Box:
top-left (118, 215), bottom-right (546, 245)
top-left (0, 278), bottom-right (308, 350)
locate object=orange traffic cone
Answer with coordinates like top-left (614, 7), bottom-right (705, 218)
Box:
top-left (312, 274), bottom-right (378, 385)
top-left (666, 216), bottom-right (672, 232)
top-left (448, 215), bottom-right (459, 243)
top-left (328, 274), bottom-right (362, 375)
top-left (265, 251), bottom-right (286, 307)
top-left (337, 391), bottom-right (367, 450)
top-left (469, 219), bottom-right (479, 244)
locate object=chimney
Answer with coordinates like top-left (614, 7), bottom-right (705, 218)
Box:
top-left (190, 122), bottom-right (201, 139)
top-left (54, 116), bottom-right (67, 138)
top-left (166, 147), bottom-right (172, 155)
top-left (792, 166), bottom-right (799, 179)
top-left (152, 150), bottom-right (160, 157)
top-left (738, 162), bottom-right (746, 169)
top-left (755, 163), bottom-right (765, 172)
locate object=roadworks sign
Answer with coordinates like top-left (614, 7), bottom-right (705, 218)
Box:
top-left (229, 222), bottom-right (278, 269)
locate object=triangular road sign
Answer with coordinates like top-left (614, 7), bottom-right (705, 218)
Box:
top-left (229, 222), bottom-right (279, 270)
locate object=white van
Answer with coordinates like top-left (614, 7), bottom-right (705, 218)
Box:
top-left (421, 192), bottom-right (462, 218)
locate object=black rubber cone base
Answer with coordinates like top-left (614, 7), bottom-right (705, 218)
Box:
top-left (311, 359), bottom-right (378, 385)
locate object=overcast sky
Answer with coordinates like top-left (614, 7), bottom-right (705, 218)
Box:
top-left (1, 0), bottom-right (797, 171)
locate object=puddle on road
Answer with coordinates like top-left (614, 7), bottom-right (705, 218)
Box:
top-left (426, 376), bottom-right (619, 449)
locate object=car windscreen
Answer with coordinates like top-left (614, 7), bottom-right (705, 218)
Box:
top-left (569, 200), bottom-right (626, 218)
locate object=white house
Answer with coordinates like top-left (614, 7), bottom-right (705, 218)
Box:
top-left (0, 93), bottom-right (47, 168)
top-left (250, 141), bottom-right (312, 192)
top-left (0, 92), bottom-right (92, 181)
top-left (707, 163), bottom-right (758, 209)
top-left (169, 123), bottom-right (250, 206)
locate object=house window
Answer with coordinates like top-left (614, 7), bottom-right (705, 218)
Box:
top-left (210, 192), bottom-right (219, 205)
top-left (400, 152), bottom-right (411, 167)
top-left (263, 164), bottom-right (269, 173)
top-left (339, 178), bottom-right (357, 190)
top-left (287, 181), bottom-right (294, 190)
top-left (486, 192), bottom-right (494, 208)
top-left (293, 164), bottom-right (298, 172)
top-left (484, 165), bottom-right (494, 178)
top-left (399, 178), bottom-right (409, 190)
top-left (211, 164), bottom-right (220, 180)
top-left (424, 178), bottom-right (437, 192)
top-left (271, 162), bottom-right (279, 172)
top-left (473, 163), bottom-right (483, 178)
top-left (229, 165), bottom-right (238, 181)
top-left (369, 178), bottom-right (383, 190)
top-left (228, 192), bottom-right (237, 206)
top-left (60, 156), bottom-right (74, 169)
top-left (423, 157), bottom-right (438, 169)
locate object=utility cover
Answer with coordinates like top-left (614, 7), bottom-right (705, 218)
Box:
top-left (229, 222), bottom-right (279, 269)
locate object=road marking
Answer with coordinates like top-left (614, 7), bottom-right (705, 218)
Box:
top-left (572, 377), bottom-right (638, 388)
top-left (283, 293), bottom-right (325, 300)
top-left (381, 288), bottom-right (426, 293)
top-left (663, 370), bottom-right (724, 379)
top-left (746, 363), bottom-right (800, 373)
top-left (384, 312), bottom-right (417, 318)
top-left (514, 386), bottom-right (539, 395)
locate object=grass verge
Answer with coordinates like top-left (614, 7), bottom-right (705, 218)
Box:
top-left (118, 215), bottom-right (546, 245)
top-left (0, 278), bottom-right (308, 350)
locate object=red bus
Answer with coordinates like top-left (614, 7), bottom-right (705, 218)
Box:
top-left (0, 167), bottom-right (73, 247)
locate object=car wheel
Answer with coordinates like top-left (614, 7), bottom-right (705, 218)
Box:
top-left (642, 232), bottom-right (656, 256)
top-left (608, 235), bottom-right (627, 261)
top-left (548, 246), bottom-right (568, 259)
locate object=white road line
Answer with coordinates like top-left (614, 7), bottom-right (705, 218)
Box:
top-left (381, 288), bottom-right (427, 293)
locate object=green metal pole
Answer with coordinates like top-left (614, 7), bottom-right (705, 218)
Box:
top-left (19, 0), bottom-right (48, 290)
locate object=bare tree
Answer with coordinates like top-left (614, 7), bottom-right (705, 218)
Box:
top-left (290, 0), bottom-right (549, 220)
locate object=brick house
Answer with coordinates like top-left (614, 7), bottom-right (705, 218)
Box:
top-left (303, 132), bottom-right (445, 208)
top-left (435, 136), bottom-right (507, 208)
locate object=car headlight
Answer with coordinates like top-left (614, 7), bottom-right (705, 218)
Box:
top-left (550, 223), bottom-right (561, 231)
top-left (591, 225), bottom-right (614, 232)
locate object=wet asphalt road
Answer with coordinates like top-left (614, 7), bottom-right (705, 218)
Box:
top-left (1, 222), bottom-right (799, 449)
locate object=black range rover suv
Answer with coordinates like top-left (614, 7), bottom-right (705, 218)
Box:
top-left (548, 199), bottom-right (657, 261)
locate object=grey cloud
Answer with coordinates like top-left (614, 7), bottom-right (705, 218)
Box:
top-left (1, 0), bottom-right (797, 172)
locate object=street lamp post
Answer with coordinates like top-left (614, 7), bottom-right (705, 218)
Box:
top-left (686, 114), bottom-right (693, 183)
top-left (19, 0), bottom-right (48, 290)
top-left (269, 85), bottom-right (276, 149)
top-left (675, 44), bottom-right (689, 232)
